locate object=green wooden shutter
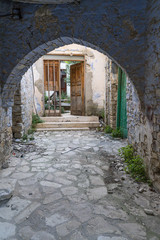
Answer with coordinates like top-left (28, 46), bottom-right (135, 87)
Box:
top-left (117, 68), bottom-right (127, 138)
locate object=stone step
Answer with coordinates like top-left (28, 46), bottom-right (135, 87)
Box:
top-left (36, 122), bottom-right (100, 129)
top-left (36, 127), bottom-right (90, 132)
top-left (41, 116), bottom-right (99, 122)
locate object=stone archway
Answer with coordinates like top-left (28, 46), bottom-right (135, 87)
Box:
top-left (0, 0), bottom-right (160, 191)
top-left (0, 36), bottom-right (157, 190)
top-left (2, 37), bottom-right (114, 107)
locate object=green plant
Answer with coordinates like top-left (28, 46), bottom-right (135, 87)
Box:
top-left (104, 125), bottom-right (113, 134)
top-left (61, 91), bottom-right (68, 99)
top-left (118, 145), bottom-right (134, 162)
top-left (44, 93), bottom-right (48, 104)
top-left (111, 128), bottom-right (123, 138)
top-left (97, 126), bottom-right (102, 132)
top-left (99, 109), bottom-right (105, 120)
top-left (118, 145), bottom-right (150, 183)
top-left (61, 107), bottom-right (65, 113)
top-left (22, 134), bottom-right (28, 141)
top-left (29, 135), bottom-right (34, 141)
top-left (28, 128), bottom-right (35, 135)
top-left (32, 114), bottom-right (43, 129)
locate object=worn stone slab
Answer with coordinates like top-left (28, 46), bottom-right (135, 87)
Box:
top-left (0, 197), bottom-right (31, 220)
top-left (98, 237), bottom-right (129, 240)
top-left (61, 186), bottom-right (78, 195)
top-left (118, 223), bottom-right (146, 240)
top-left (0, 222), bottom-right (16, 239)
top-left (46, 213), bottom-right (69, 227)
top-left (94, 205), bottom-right (129, 220)
top-left (89, 175), bottom-right (105, 186)
top-left (56, 220), bottom-right (81, 237)
top-left (18, 226), bottom-right (35, 240)
top-left (87, 187), bottom-right (107, 200)
top-left (43, 192), bottom-right (62, 204)
top-left (40, 181), bottom-right (61, 188)
top-left (15, 202), bottom-right (40, 223)
top-left (31, 231), bottom-right (56, 240)
top-left (86, 217), bottom-right (120, 235)
top-left (70, 231), bottom-right (87, 240)
top-left (10, 172), bottom-right (34, 179)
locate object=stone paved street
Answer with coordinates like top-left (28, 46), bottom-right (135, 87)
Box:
top-left (0, 131), bottom-right (160, 240)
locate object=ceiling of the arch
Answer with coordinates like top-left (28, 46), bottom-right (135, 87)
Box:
top-left (13, 0), bottom-right (77, 3)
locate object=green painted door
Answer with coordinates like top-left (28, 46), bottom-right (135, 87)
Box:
top-left (117, 68), bottom-right (128, 138)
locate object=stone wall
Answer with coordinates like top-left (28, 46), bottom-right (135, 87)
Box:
top-left (12, 85), bottom-right (23, 139)
top-left (144, 0), bottom-right (160, 190)
top-left (106, 60), bottom-right (118, 128)
top-left (12, 68), bottom-right (33, 139)
top-left (0, 107), bottom-right (12, 168)
top-left (1, 0), bottom-right (147, 107)
top-left (126, 0), bottom-right (160, 191)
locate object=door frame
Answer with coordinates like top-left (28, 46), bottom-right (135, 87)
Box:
top-left (70, 62), bottom-right (85, 116)
top-left (43, 55), bottom-right (85, 116)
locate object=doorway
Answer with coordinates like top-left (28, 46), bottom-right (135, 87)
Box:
top-left (44, 57), bottom-right (85, 117)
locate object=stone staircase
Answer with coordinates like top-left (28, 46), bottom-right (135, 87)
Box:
top-left (36, 115), bottom-right (100, 131)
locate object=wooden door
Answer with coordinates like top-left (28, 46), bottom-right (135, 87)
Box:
top-left (117, 68), bottom-right (128, 138)
top-left (44, 60), bottom-right (61, 116)
top-left (70, 62), bottom-right (84, 116)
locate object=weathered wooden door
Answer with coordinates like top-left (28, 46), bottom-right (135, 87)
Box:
top-left (44, 60), bottom-right (61, 116)
top-left (70, 62), bottom-right (84, 115)
top-left (117, 68), bottom-right (128, 138)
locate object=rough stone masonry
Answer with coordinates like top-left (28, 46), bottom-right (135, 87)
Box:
top-left (0, 0), bottom-right (160, 190)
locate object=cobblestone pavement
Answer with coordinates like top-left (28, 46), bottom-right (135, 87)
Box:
top-left (0, 131), bottom-right (160, 240)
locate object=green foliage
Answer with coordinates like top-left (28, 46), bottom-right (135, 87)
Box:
top-left (104, 125), bottom-right (113, 134)
top-left (61, 91), bottom-right (68, 99)
top-left (22, 114), bottom-right (42, 141)
top-left (99, 109), bottom-right (105, 120)
top-left (61, 107), bottom-right (65, 114)
top-left (27, 128), bottom-right (35, 135)
top-left (111, 128), bottom-right (123, 138)
top-left (44, 94), bottom-right (48, 104)
top-left (118, 145), bottom-right (134, 162)
top-left (29, 135), bottom-right (34, 141)
top-left (22, 134), bottom-right (28, 141)
top-left (118, 145), bottom-right (150, 183)
top-left (32, 114), bottom-right (43, 129)
top-left (64, 61), bottom-right (80, 86)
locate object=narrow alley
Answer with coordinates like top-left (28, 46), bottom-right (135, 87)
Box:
top-left (0, 131), bottom-right (160, 240)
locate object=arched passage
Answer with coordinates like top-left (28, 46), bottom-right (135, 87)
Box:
top-left (2, 37), bottom-right (140, 109)
top-left (0, 37), bottom-right (157, 188)
top-left (1, 37), bottom-right (152, 183)
top-left (0, 0), bottom-right (159, 191)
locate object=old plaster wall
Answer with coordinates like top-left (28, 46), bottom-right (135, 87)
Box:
top-left (33, 44), bottom-right (107, 116)
top-left (32, 60), bottom-right (44, 116)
